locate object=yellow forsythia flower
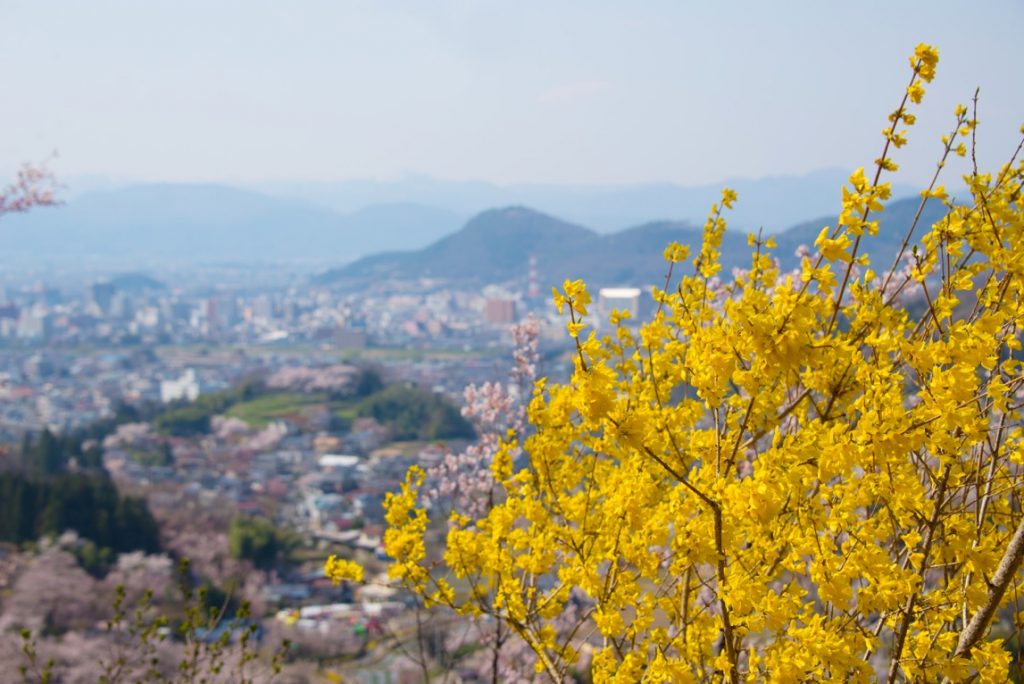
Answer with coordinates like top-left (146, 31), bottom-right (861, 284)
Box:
top-left (324, 555), bottom-right (364, 584)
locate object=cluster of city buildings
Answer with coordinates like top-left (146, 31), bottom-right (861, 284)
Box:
top-left (0, 347), bottom-right (245, 440)
top-left (0, 269), bottom-right (651, 352)
top-left (101, 378), bottom-right (462, 645)
top-left (0, 276), bottom-right (530, 351)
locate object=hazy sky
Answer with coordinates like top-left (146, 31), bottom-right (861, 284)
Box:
top-left (2, 0), bottom-right (1021, 187)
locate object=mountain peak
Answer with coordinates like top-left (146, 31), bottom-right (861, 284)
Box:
top-left (317, 195), bottom-right (949, 291)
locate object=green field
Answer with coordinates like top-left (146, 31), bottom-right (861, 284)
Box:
top-left (216, 383), bottom-right (473, 441)
top-left (333, 404), bottom-right (358, 420)
top-left (336, 347), bottom-right (488, 362)
top-left (226, 393), bottom-right (328, 427)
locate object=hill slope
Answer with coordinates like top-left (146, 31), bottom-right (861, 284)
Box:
top-left (316, 196), bottom-right (951, 290)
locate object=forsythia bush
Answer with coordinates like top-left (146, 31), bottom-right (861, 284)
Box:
top-left (330, 45), bottom-right (1024, 682)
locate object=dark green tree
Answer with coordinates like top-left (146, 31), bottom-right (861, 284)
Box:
top-left (228, 515), bottom-right (292, 570)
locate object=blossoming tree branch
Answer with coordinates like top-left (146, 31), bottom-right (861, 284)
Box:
top-left (0, 162), bottom-right (59, 219)
top-left (329, 44), bottom-right (1024, 682)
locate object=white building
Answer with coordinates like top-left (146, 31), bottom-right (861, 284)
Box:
top-left (160, 368), bottom-right (202, 403)
top-left (318, 454), bottom-right (361, 470)
top-left (598, 287), bottom-right (643, 324)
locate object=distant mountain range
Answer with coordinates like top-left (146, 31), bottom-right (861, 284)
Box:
top-left (0, 184), bottom-right (462, 264)
top-left (0, 172), bottom-right (936, 277)
top-left (257, 170), bottom-right (918, 233)
top-left (315, 197), bottom-right (949, 291)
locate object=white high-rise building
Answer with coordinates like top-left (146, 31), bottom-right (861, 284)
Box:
top-left (598, 287), bottom-right (642, 325)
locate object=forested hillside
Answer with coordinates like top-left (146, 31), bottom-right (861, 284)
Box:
top-left (317, 196), bottom-right (949, 289)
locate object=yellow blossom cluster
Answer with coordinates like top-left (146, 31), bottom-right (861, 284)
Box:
top-left (324, 555), bottom-right (364, 584)
top-left (328, 44), bottom-right (1024, 682)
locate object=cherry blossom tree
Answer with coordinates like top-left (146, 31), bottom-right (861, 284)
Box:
top-left (0, 161), bottom-right (60, 218)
